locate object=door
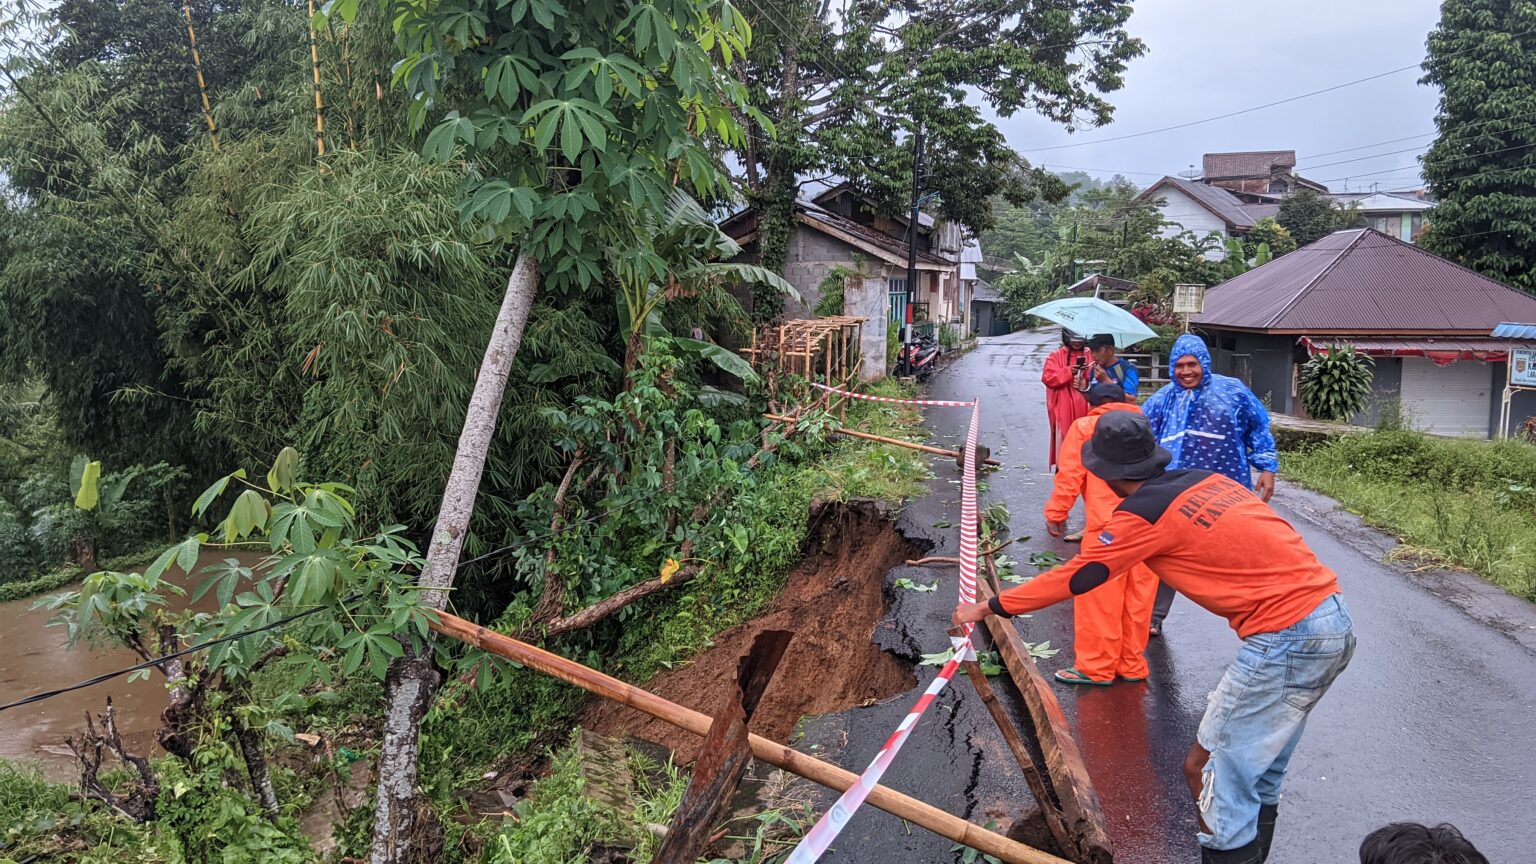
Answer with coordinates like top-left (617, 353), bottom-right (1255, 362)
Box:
top-left (1398, 358), bottom-right (1491, 437)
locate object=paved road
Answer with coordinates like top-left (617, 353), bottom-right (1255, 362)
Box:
top-left (808, 329), bottom-right (1536, 864)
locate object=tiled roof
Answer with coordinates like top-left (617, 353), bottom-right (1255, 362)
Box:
top-left (1194, 229), bottom-right (1536, 333)
top-left (798, 201), bottom-right (951, 266)
top-left (1202, 150), bottom-right (1296, 178)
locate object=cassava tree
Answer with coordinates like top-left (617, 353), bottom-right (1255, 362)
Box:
top-left (316, 0), bottom-right (763, 857)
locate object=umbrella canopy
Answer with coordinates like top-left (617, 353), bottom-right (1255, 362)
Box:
top-left (1025, 297), bottom-right (1158, 349)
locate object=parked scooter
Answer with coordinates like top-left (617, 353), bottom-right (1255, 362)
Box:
top-left (894, 327), bottom-right (940, 380)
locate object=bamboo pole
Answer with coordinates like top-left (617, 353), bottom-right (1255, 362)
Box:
top-left (306, 0), bottom-right (327, 157)
top-left (181, 2), bottom-right (219, 151)
top-left (764, 414), bottom-right (1002, 466)
top-left (428, 611), bottom-right (1070, 864)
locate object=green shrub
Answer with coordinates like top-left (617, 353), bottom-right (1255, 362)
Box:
top-left (1300, 344), bottom-right (1374, 421)
top-left (1285, 429), bottom-right (1536, 599)
top-left (483, 741), bottom-right (685, 864)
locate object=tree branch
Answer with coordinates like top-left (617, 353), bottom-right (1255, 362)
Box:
top-left (530, 450), bottom-right (586, 626)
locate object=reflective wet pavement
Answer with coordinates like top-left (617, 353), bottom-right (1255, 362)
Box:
top-left (806, 329), bottom-right (1536, 863)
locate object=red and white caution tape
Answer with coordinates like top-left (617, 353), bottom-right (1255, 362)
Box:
top-left (811, 381), bottom-right (976, 409)
top-left (786, 392), bottom-right (984, 863)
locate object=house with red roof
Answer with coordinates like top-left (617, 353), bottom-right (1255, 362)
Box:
top-left (1191, 228), bottom-right (1536, 437)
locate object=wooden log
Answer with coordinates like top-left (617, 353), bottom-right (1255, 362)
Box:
top-left (949, 627), bottom-right (1075, 857)
top-left (763, 415), bottom-right (1002, 466)
top-left (651, 631), bottom-right (791, 863)
top-left (975, 581), bottom-right (1115, 864)
top-left (428, 611), bottom-right (1071, 864)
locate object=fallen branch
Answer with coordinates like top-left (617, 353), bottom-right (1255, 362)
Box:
top-left (539, 419), bottom-right (794, 638)
top-left (531, 450), bottom-right (587, 626)
top-left (70, 699), bottom-right (159, 823)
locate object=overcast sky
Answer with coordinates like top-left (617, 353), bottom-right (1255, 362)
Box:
top-left (991, 0), bottom-right (1446, 193)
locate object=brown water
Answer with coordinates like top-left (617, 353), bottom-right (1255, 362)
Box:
top-left (0, 550), bottom-right (269, 780)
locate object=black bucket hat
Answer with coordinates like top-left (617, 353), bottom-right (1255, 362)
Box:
top-left (1086, 382), bottom-right (1126, 406)
top-left (1081, 411), bottom-right (1172, 481)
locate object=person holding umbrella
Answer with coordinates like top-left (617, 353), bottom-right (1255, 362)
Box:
top-left (1087, 333), bottom-right (1139, 400)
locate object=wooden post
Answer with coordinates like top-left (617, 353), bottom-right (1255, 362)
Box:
top-left (974, 582), bottom-right (1115, 864)
top-left (427, 610), bottom-right (1070, 864)
top-left (651, 631), bottom-right (792, 863)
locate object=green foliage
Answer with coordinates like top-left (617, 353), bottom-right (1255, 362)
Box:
top-left (1419, 0), bottom-right (1536, 289)
top-left (1299, 345), bottom-right (1375, 422)
top-left (1277, 188), bottom-right (1345, 247)
top-left (738, 1), bottom-right (1144, 274)
top-left (813, 264), bottom-right (861, 318)
top-left (483, 742), bottom-right (685, 864)
top-left (0, 764), bottom-right (171, 863)
top-left (358, 0), bottom-right (755, 291)
top-left (1223, 237), bottom-right (1249, 279)
top-left (992, 178), bottom-right (1225, 323)
top-left (157, 756), bottom-right (315, 864)
top-left (1244, 217), bottom-right (1296, 259)
top-left (1286, 430), bottom-right (1536, 599)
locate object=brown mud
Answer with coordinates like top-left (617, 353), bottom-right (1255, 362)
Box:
top-left (583, 499), bottom-right (922, 762)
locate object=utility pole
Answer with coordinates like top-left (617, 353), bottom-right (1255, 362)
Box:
top-left (904, 128), bottom-right (925, 349)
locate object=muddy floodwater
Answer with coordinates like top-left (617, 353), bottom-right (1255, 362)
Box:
top-left (0, 549), bottom-right (269, 780)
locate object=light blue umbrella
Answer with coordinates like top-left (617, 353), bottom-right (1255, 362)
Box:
top-left (1025, 296), bottom-right (1157, 349)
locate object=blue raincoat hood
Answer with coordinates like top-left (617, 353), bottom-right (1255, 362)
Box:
top-left (1141, 334), bottom-right (1278, 487)
top-left (1169, 333), bottom-right (1214, 388)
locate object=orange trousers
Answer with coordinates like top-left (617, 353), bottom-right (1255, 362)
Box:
top-left (1071, 563), bottom-right (1158, 682)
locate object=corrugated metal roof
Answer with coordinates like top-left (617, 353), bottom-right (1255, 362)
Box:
top-left (1159, 177), bottom-right (1259, 229)
top-left (1492, 322), bottom-right (1536, 339)
top-left (1194, 229), bottom-right (1536, 332)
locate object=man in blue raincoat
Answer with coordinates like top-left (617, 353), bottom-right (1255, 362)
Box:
top-left (1141, 334), bottom-right (1279, 636)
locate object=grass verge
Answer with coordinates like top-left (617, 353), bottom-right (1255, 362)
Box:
top-left (1283, 429), bottom-right (1536, 601)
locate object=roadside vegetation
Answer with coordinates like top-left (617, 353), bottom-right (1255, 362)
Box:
top-left (0, 378), bottom-right (930, 863)
top-left (1283, 427), bottom-right (1536, 601)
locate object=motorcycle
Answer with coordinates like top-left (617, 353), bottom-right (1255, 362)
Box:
top-left (894, 327), bottom-right (940, 380)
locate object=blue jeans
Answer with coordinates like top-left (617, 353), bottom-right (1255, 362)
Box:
top-left (1195, 595), bottom-right (1355, 850)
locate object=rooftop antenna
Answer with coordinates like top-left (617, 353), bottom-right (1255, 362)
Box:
top-left (1178, 163), bottom-right (1201, 181)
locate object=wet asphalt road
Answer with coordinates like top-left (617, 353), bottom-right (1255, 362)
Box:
top-left (804, 329), bottom-right (1536, 864)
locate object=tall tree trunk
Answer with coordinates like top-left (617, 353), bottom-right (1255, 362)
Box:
top-left (368, 255), bottom-right (540, 864)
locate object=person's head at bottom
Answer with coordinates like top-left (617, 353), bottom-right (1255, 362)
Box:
top-left (1080, 410), bottom-right (1170, 497)
top-left (1063, 329), bottom-right (1087, 350)
top-left (1359, 823), bottom-right (1488, 864)
top-left (1086, 381), bottom-right (1127, 407)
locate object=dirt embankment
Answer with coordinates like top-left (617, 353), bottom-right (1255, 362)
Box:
top-left (584, 500), bottom-right (922, 761)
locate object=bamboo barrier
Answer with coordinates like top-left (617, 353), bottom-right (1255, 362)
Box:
top-left (764, 414), bottom-right (1001, 466)
top-left (428, 610), bottom-right (1071, 864)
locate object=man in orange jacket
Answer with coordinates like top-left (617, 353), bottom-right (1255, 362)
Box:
top-left (1044, 382), bottom-right (1158, 686)
top-left (955, 412), bottom-right (1355, 864)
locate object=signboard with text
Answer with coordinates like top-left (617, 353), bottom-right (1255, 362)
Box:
top-left (1172, 283), bottom-right (1206, 315)
top-left (1513, 346), bottom-right (1536, 388)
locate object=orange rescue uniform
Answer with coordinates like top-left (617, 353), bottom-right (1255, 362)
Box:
top-left (1046, 401), bottom-right (1158, 682)
top-left (995, 470), bottom-right (1342, 640)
